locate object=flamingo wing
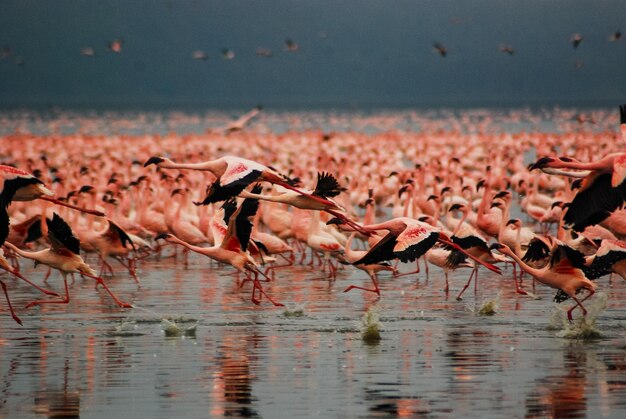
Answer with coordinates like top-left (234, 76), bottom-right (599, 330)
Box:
top-left (234, 184), bottom-right (261, 252)
top-left (393, 224), bottom-right (439, 263)
top-left (564, 172), bottom-right (626, 231)
top-left (313, 172), bottom-right (344, 198)
top-left (584, 240), bottom-right (626, 280)
top-left (46, 213), bottom-right (80, 255)
top-left (353, 232), bottom-right (397, 265)
top-left (0, 175), bottom-right (43, 208)
top-left (522, 236), bottom-right (552, 263)
top-left (105, 220), bottom-right (136, 251)
top-left (0, 207), bottom-right (9, 246)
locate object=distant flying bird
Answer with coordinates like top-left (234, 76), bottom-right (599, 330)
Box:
top-left (284, 39), bottom-right (300, 52)
top-left (221, 48), bottom-right (235, 60)
top-left (609, 31), bottom-right (622, 42)
top-left (107, 38), bottom-right (123, 53)
top-left (191, 50), bottom-right (208, 60)
top-left (574, 60), bottom-right (585, 70)
top-left (223, 105), bottom-right (263, 134)
top-left (433, 42), bottom-right (447, 57)
top-left (499, 44), bottom-right (515, 55)
top-left (255, 47), bottom-right (273, 58)
top-left (571, 34), bottom-right (583, 49)
top-left (80, 47), bottom-right (95, 57)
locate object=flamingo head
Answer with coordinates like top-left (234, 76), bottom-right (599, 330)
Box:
top-left (528, 156), bottom-right (555, 170)
top-left (489, 242), bottom-right (507, 253)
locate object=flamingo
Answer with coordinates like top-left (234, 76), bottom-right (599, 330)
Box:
top-left (0, 165), bottom-right (104, 216)
top-left (156, 190), bottom-right (283, 307)
top-left (0, 209), bottom-right (61, 324)
top-left (4, 213), bottom-right (132, 309)
top-left (144, 155), bottom-right (301, 205)
top-left (490, 242), bottom-right (596, 322)
top-left (239, 172), bottom-right (370, 236)
top-left (330, 217), bottom-right (500, 279)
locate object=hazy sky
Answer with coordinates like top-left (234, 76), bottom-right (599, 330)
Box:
top-left (1, 0), bottom-right (625, 108)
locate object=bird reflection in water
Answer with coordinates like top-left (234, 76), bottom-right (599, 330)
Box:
top-left (34, 360), bottom-right (80, 418)
top-left (525, 348), bottom-right (588, 418)
top-left (209, 331), bottom-right (262, 418)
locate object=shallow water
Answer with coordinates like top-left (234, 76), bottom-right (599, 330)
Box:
top-left (2, 251), bottom-right (626, 418)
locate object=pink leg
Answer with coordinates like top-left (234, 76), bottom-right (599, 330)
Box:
top-left (1, 280), bottom-right (22, 325)
top-left (343, 273), bottom-right (380, 296)
top-left (26, 274), bottom-right (70, 309)
top-left (5, 268), bottom-right (60, 297)
top-left (456, 268), bottom-right (476, 300)
top-left (81, 272), bottom-right (132, 308)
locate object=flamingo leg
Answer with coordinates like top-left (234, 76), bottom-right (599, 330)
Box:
top-left (395, 259), bottom-right (421, 278)
top-left (343, 272), bottom-right (380, 296)
top-left (115, 257), bottom-right (140, 284)
top-left (567, 289), bottom-right (596, 322)
top-left (1, 280), bottom-right (22, 325)
top-left (81, 272), bottom-right (132, 308)
top-left (6, 268), bottom-right (60, 297)
top-left (25, 274), bottom-right (70, 309)
top-left (456, 268), bottom-right (477, 300)
top-left (248, 270), bottom-right (283, 307)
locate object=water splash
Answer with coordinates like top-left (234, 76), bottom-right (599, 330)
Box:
top-left (550, 292), bottom-right (608, 340)
top-left (477, 292), bottom-right (501, 316)
top-left (162, 317), bottom-right (198, 338)
top-left (360, 304), bottom-right (382, 344)
top-left (282, 303), bottom-right (306, 318)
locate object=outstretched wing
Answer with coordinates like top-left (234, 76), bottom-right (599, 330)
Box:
top-left (564, 173), bottom-right (626, 231)
top-left (46, 213), bottom-right (81, 254)
top-left (393, 223), bottom-right (439, 263)
top-left (221, 198), bottom-right (238, 225)
top-left (353, 232), bottom-right (397, 265)
top-left (235, 184), bottom-right (261, 252)
top-left (313, 172), bottom-right (343, 198)
top-left (0, 176), bottom-right (43, 209)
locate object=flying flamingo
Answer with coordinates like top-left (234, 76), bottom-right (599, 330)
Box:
top-left (143, 155), bottom-right (302, 205)
top-left (155, 189), bottom-right (283, 307)
top-left (0, 165), bottom-right (104, 216)
top-left (330, 217), bottom-right (501, 280)
top-left (490, 242), bottom-right (596, 321)
top-left (238, 172), bottom-right (371, 236)
top-left (4, 213), bottom-right (132, 309)
top-left (528, 104), bottom-right (626, 232)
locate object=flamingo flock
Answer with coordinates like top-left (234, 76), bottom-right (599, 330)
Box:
top-left (1, 105), bottom-right (626, 325)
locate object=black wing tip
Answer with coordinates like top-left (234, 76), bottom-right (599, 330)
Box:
top-left (620, 104), bottom-right (626, 124)
top-left (155, 233), bottom-right (171, 241)
top-left (315, 172), bottom-right (343, 198)
top-left (144, 156), bottom-right (164, 167)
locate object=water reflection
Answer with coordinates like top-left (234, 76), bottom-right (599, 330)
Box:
top-left (209, 330), bottom-right (263, 418)
top-left (34, 360), bottom-right (80, 418)
top-left (525, 348), bottom-right (588, 418)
